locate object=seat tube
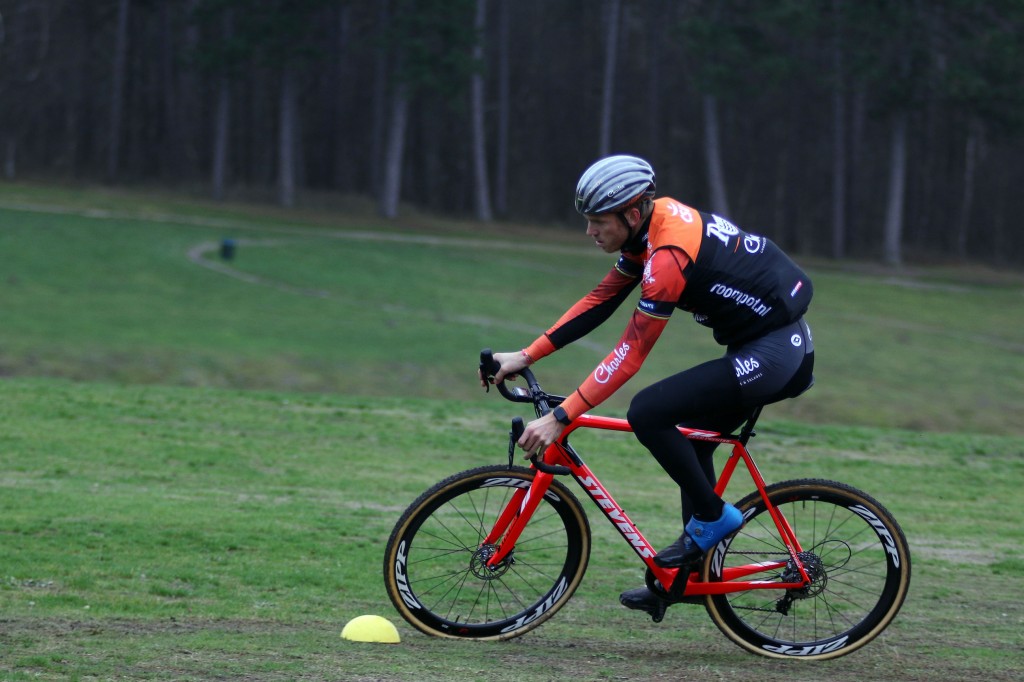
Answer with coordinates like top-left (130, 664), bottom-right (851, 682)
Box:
top-left (715, 444), bottom-right (744, 497)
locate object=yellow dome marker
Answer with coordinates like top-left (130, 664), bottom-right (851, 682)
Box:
top-left (341, 615), bottom-right (401, 644)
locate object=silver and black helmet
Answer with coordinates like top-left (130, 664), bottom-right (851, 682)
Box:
top-left (574, 155), bottom-right (656, 215)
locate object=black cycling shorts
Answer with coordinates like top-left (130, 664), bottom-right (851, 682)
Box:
top-left (628, 317), bottom-right (814, 434)
top-left (727, 317), bottom-right (814, 407)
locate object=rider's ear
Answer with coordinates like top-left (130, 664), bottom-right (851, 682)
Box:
top-left (626, 206), bottom-right (642, 228)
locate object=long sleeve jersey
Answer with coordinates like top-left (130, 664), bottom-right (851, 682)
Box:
top-left (525, 197), bottom-right (813, 421)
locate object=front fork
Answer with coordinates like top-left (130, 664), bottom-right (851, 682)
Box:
top-left (481, 417), bottom-right (560, 568)
top-left (481, 470), bottom-right (556, 568)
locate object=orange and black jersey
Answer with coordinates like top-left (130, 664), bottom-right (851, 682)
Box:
top-left (525, 197), bottom-right (812, 421)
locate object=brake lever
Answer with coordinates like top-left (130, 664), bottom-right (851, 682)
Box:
top-left (508, 417), bottom-right (525, 468)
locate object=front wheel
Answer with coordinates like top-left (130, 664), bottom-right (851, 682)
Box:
top-left (383, 465), bottom-right (591, 640)
top-left (704, 479), bottom-right (911, 660)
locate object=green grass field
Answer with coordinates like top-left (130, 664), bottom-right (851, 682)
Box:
top-left (1, 183), bottom-right (1022, 680)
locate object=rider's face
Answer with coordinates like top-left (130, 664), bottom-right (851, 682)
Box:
top-left (585, 212), bottom-right (632, 253)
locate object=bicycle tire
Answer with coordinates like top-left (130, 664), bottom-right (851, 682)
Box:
top-left (383, 465), bottom-right (591, 640)
top-left (703, 478), bottom-right (911, 660)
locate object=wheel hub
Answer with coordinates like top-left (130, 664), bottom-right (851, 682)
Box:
top-left (775, 550), bottom-right (829, 614)
top-left (470, 544), bottom-right (514, 579)
top-left (784, 550), bottom-right (827, 598)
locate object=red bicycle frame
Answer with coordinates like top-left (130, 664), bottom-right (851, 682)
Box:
top-left (481, 412), bottom-right (813, 596)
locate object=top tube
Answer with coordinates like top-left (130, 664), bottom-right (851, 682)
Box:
top-left (481, 348), bottom-right (763, 444)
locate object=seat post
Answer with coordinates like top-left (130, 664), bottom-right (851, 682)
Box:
top-left (737, 406), bottom-right (763, 445)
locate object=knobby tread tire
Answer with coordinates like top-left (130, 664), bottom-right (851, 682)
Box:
top-left (383, 465), bottom-right (591, 640)
top-left (703, 478), bottom-right (911, 660)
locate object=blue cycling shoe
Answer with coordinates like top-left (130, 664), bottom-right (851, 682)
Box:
top-left (653, 503), bottom-right (744, 568)
top-left (687, 503), bottom-right (744, 551)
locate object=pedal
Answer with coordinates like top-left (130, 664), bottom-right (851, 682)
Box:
top-left (666, 565), bottom-right (705, 604)
top-left (620, 591), bottom-right (668, 623)
top-left (619, 586), bottom-right (671, 623)
top-left (643, 566), bottom-right (706, 608)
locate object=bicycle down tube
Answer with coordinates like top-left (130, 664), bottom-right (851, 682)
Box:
top-left (485, 414), bottom-right (812, 596)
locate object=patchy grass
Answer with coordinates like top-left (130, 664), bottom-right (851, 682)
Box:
top-left (0, 184), bottom-right (1021, 679)
top-left (0, 379), bottom-right (1022, 680)
top-left (1, 184), bottom-right (1023, 434)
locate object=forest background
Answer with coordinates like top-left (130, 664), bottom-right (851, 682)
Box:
top-left (2, 0), bottom-right (1024, 268)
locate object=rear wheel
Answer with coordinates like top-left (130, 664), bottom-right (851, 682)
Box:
top-left (383, 465), bottom-right (591, 640)
top-left (704, 479), bottom-right (911, 660)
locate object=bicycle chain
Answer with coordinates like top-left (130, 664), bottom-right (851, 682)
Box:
top-left (713, 551), bottom-right (824, 615)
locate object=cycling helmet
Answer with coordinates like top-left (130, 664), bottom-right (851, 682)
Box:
top-left (575, 155), bottom-right (656, 215)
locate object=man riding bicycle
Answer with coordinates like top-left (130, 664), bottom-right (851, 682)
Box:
top-left (483, 154), bottom-right (814, 618)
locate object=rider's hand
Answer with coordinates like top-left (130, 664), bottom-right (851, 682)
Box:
top-left (518, 411), bottom-right (564, 459)
top-left (478, 351), bottom-right (530, 388)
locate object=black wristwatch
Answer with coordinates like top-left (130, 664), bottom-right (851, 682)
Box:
top-left (553, 406), bottom-right (572, 425)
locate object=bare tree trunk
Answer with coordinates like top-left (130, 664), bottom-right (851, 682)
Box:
top-left (0, 11), bottom-right (8, 179)
top-left (598, 0), bottom-right (620, 157)
top-left (849, 82), bottom-right (867, 254)
top-left (830, 0), bottom-right (847, 260)
top-left (159, 2), bottom-right (182, 179)
top-left (278, 64), bottom-right (297, 207)
top-left (917, 0), bottom-right (944, 244)
top-left (991, 152), bottom-right (1008, 267)
top-left (210, 8), bottom-right (233, 201)
top-left (106, 0), bottom-right (130, 182)
top-left (181, 0), bottom-right (200, 177)
top-left (702, 94), bottom-right (730, 216)
top-left (4, 136), bottom-right (14, 180)
top-left (369, 3), bottom-right (390, 197)
top-left (470, 0), bottom-right (493, 222)
top-left (955, 117), bottom-right (983, 259)
top-left (830, 94), bottom-right (847, 259)
top-left (772, 138), bottom-right (790, 246)
top-left (211, 76), bottom-right (230, 201)
top-left (494, 0), bottom-right (510, 216)
top-left (379, 81), bottom-right (409, 219)
top-left (883, 112), bottom-right (907, 266)
top-left (156, 0), bottom-right (200, 181)
top-left (645, 0), bottom-right (664, 156)
top-left (62, 4), bottom-right (86, 175)
top-left (333, 4), bottom-right (352, 189)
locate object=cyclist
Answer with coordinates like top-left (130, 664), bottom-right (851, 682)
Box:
top-left (482, 154), bottom-right (815, 620)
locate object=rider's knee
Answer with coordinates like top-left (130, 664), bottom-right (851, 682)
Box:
top-left (626, 402), bottom-right (643, 430)
top-left (626, 395), bottom-right (655, 434)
